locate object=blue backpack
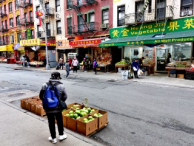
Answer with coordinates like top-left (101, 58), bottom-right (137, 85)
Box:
top-left (93, 61), bottom-right (98, 68)
top-left (43, 82), bottom-right (60, 110)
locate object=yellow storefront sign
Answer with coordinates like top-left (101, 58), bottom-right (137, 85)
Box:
top-left (20, 39), bottom-right (40, 46)
top-left (0, 45), bottom-right (13, 52)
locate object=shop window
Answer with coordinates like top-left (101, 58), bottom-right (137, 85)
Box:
top-left (102, 9), bottom-right (109, 24)
top-left (55, 0), bottom-right (60, 12)
top-left (67, 17), bottom-right (72, 34)
top-left (117, 5), bottom-right (125, 26)
top-left (56, 20), bottom-right (61, 34)
top-left (180, 0), bottom-right (193, 17)
top-left (9, 2), bottom-right (12, 12)
top-left (9, 18), bottom-right (13, 27)
top-left (156, 0), bottom-right (166, 20)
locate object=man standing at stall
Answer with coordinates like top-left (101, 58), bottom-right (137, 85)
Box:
top-left (132, 58), bottom-right (139, 78)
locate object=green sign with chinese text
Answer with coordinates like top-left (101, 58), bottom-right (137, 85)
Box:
top-left (27, 28), bottom-right (31, 39)
top-left (110, 16), bottom-right (194, 39)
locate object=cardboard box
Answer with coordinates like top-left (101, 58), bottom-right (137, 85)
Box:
top-left (21, 99), bottom-right (28, 109)
top-left (67, 103), bottom-right (83, 110)
top-left (177, 74), bottom-right (184, 78)
top-left (91, 110), bottom-right (108, 129)
top-left (36, 105), bottom-right (46, 116)
top-left (77, 115), bottom-right (98, 136)
top-left (62, 109), bottom-right (72, 127)
top-left (31, 103), bottom-right (38, 113)
top-left (25, 99), bottom-right (39, 111)
top-left (67, 117), bottom-right (77, 131)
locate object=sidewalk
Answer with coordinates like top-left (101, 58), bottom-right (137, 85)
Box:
top-left (1, 63), bottom-right (194, 89)
top-left (0, 100), bottom-right (101, 146)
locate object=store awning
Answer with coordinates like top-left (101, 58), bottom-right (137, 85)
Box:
top-left (0, 45), bottom-right (13, 52)
top-left (99, 30), bottom-right (194, 47)
top-left (70, 37), bottom-right (107, 48)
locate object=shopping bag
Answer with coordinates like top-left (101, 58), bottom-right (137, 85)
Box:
top-left (138, 69), bottom-right (143, 76)
top-left (133, 67), bottom-right (137, 71)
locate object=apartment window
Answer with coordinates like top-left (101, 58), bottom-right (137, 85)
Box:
top-left (24, 13), bottom-right (27, 21)
top-left (180, 0), bottom-right (193, 16)
top-left (9, 18), bottom-right (13, 27)
top-left (55, 0), bottom-right (60, 12)
top-left (148, 0), bottom-right (152, 13)
top-left (31, 30), bottom-right (34, 38)
top-left (9, 2), bottom-right (12, 12)
top-left (37, 25), bottom-right (41, 37)
top-left (36, 6), bottom-right (40, 12)
top-left (117, 5), bottom-right (125, 26)
top-left (45, 3), bottom-right (49, 12)
top-left (16, 16), bottom-right (20, 26)
top-left (77, 0), bottom-right (82, 6)
top-left (67, 0), bottom-right (71, 9)
top-left (1, 21), bottom-right (3, 27)
top-left (78, 15), bottom-right (83, 32)
top-left (30, 11), bottom-right (33, 21)
top-left (16, 0), bottom-right (19, 10)
top-left (10, 35), bottom-right (14, 43)
top-left (5, 20), bottom-right (7, 29)
top-left (4, 5), bottom-right (6, 14)
top-left (84, 14), bottom-right (87, 22)
top-left (89, 12), bottom-right (95, 30)
top-left (17, 32), bottom-right (21, 42)
top-left (46, 23), bottom-right (50, 36)
top-left (24, 31), bottom-right (27, 39)
top-left (56, 20), bottom-right (61, 34)
top-left (135, 1), bottom-right (144, 22)
top-left (102, 9), bottom-right (109, 24)
top-left (67, 17), bottom-right (72, 34)
top-left (156, 0), bottom-right (166, 20)
top-left (6, 35), bottom-right (9, 44)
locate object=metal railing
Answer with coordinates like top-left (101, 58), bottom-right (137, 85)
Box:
top-left (37, 30), bottom-right (55, 38)
top-left (125, 6), bottom-right (174, 25)
top-left (72, 22), bottom-right (99, 34)
top-left (0, 11), bottom-right (7, 17)
top-left (0, 26), bottom-right (8, 32)
top-left (68, 0), bottom-right (97, 8)
top-left (180, 10), bottom-right (193, 17)
top-left (19, 0), bottom-right (32, 8)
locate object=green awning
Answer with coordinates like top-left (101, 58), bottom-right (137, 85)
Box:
top-left (99, 30), bottom-right (194, 47)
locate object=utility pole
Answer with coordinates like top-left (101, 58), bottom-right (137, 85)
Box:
top-left (39, 0), bottom-right (50, 70)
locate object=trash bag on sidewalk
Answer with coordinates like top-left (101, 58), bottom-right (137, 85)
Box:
top-left (121, 70), bottom-right (128, 80)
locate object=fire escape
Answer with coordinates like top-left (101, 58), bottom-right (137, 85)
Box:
top-left (37, 0), bottom-right (55, 39)
top-left (67, 0), bottom-right (98, 35)
top-left (18, 0), bottom-right (33, 40)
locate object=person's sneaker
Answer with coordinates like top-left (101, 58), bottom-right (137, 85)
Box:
top-left (59, 134), bottom-right (67, 141)
top-left (48, 137), bottom-right (57, 144)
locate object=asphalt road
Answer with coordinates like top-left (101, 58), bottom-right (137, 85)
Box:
top-left (1, 66), bottom-right (194, 146)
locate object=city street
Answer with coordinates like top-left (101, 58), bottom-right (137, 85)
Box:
top-left (1, 65), bottom-right (194, 146)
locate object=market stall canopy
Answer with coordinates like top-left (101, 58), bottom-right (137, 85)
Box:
top-left (99, 30), bottom-right (194, 47)
top-left (70, 37), bottom-right (107, 48)
top-left (0, 45), bottom-right (13, 52)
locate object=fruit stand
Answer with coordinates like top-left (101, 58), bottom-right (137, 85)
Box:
top-left (21, 98), bottom-right (108, 136)
top-left (115, 60), bottom-right (129, 72)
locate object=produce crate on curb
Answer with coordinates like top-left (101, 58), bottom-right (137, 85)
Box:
top-left (67, 116), bottom-right (77, 132)
top-left (67, 103), bottom-right (83, 110)
top-left (77, 115), bottom-right (98, 136)
top-left (91, 110), bottom-right (108, 129)
top-left (62, 109), bottom-right (72, 127)
top-left (36, 105), bottom-right (46, 116)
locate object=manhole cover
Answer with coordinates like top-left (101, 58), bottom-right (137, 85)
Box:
top-left (8, 92), bottom-right (26, 97)
top-left (107, 79), bottom-right (116, 82)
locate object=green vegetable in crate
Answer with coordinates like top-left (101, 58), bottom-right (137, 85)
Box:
top-left (73, 104), bottom-right (79, 108)
top-left (90, 109), bottom-right (95, 113)
top-left (65, 114), bottom-right (69, 117)
top-left (83, 117), bottom-right (94, 123)
top-left (69, 110), bottom-right (74, 114)
top-left (73, 113), bottom-right (78, 119)
top-left (94, 113), bottom-right (103, 118)
top-left (76, 116), bottom-right (81, 120)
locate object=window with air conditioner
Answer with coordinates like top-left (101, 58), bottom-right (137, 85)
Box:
top-left (180, 0), bottom-right (193, 17)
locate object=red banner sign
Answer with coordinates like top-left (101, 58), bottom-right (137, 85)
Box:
top-left (69, 39), bottom-right (101, 48)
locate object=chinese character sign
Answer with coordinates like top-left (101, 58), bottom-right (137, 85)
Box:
top-left (27, 28), bottom-right (31, 39)
top-left (20, 39), bottom-right (40, 46)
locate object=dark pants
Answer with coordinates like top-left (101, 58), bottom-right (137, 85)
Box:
top-left (134, 71), bottom-right (138, 78)
top-left (93, 68), bottom-right (97, 74)
top-left (84, 66), bottom-right (87, 71)
top-left (73, 66), bottom-right (77, 73)
top-left (66, 70), bottom-right (69, 78)
top-left (46, 112), bottom-right (64, 139)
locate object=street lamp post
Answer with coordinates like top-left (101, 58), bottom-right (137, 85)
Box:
top-left (44, 19), bottom-right (50, 70)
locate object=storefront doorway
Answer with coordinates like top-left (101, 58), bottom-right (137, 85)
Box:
top-left (156, 46), bottom-right (169, 71)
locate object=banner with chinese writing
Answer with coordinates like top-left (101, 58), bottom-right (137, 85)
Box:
top-left (56, 39), bottom-right (71, 49)
top-left (14, 32), bottom-right (18, 44)
top-left (110, 16), bottom-right (194, 38)
top-left (20, 39), bottom-right (40, 46)
top-left (70, 39), bottom-right (101, 48)
top-left (27, 28), bottom-right (31, 39)
top-left (99, 37), bottom-right (194, 47)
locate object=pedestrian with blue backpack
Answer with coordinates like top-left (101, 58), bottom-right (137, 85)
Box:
top-left (93, 59), bottom-right (98, 75)
top-left (39, 72), bottom-right (68, 144)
